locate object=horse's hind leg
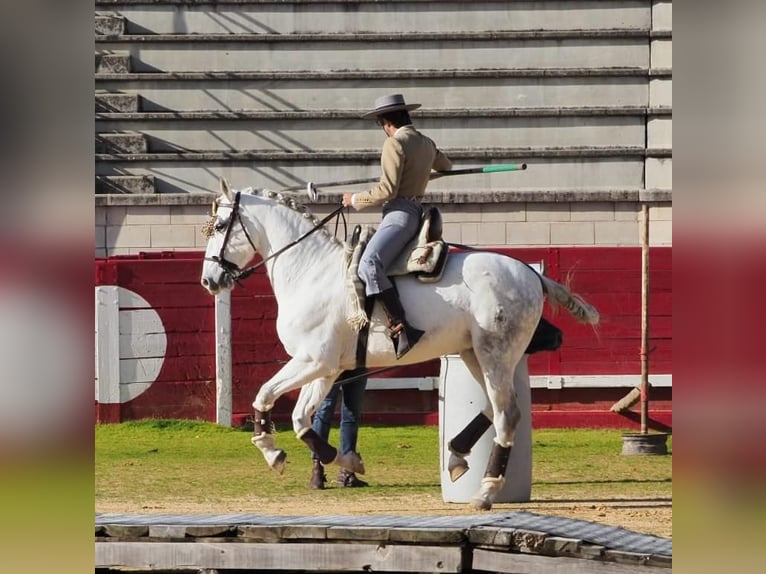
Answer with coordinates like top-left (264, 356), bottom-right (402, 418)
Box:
top-left (446, 349), bottom-right (493, 482)
top-left (292, 377), bottom-right (364, 474)
top-left (469, 341), bottom-right (527, 511)
top-left (251, 357), bottom-right (335, 474)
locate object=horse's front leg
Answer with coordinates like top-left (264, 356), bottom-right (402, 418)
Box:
top-left (251, 357), bottom-right (335, 474)
top-left (292, 377), bottom-right (365, 474)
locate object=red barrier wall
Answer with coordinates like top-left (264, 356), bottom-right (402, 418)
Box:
top-left (95, 247), bottom-right (671, 429)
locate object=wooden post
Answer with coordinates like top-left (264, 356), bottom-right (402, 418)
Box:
top-left (95, 286), bottom-right (121, 412)
top-left (215, 291), bottom-right (232, 427)
top-left (622, 209), bottom-right (668, 454)
top-left (640, 203), bottom-right (650, 434)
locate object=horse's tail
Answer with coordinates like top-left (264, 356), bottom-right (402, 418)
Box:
top-left (540, 275), bottom-right (600, 325)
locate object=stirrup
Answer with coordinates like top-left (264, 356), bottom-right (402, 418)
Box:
top-left (388, 323), bottom-right (404, 338)
top-left (389, 322), bottom-right (424, 359)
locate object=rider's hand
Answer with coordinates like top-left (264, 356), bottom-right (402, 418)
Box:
top-left (342, 192), bottom-right (355, 208)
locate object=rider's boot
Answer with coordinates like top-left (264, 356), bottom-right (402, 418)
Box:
top-left (378, 288), bottom-right (425, 359)
top-left (309, 459), bottom-right (326, 490)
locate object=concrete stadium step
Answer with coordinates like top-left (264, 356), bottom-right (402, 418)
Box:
top-left (95, 12), bottom-right (126, 36)
top-left (95, 91), bottom-right (141, 112)
top-left (94, 30), bottom-right (650, 72)
top-left (99, 0), bottom-right (651, 35)
top-left (92, 1), bottom-right (672, 200)
top-left (95, 107), bottom-right (672, 121)
top-left (94, 149), bottom-right (661, 194)
top-left (95, 147), bottom-right (670, 163)
top-left (96, 175), bottom-right (156, 194)
top-left (96, 51), bottom-right (131, 74)
top-left (96, 131), bottom-right (148, 154)
top-left (94, 30), bottom-right (660, 43)
top-left (94, 67), bottom-right (667, 111)
top-left (94, 108), bottom-right (656, 152)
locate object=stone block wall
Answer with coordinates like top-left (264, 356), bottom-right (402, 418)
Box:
top-left (95, 194), bottom-right (671, 258)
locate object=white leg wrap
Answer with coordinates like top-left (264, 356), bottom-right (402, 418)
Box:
top-left (251, 431), bottom-right (274, 449)
top-left (251, 432), bottom-right (287, 474)
top-left (470, 476), bottom-right (506, 511)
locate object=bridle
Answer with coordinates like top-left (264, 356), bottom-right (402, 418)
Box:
top-left (204, 191), bottom-right (258, 284)
top-left (204, 191), bottom-right (346, 285)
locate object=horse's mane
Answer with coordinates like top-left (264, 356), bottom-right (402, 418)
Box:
top-left (248, 188), bottom-right (344, 248)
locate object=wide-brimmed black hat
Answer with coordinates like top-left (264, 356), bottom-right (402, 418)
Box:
top-left (361, 94), bottom-right (421, 119)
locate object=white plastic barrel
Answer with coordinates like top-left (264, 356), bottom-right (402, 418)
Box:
top-left (438, 354), bottom-right (532, 503)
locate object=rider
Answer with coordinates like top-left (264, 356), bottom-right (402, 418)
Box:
top-left (342, 94), bottom-right (452, 359)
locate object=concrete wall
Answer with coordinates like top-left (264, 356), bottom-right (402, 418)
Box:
top-left (95, 196), bottom-right (671, 257)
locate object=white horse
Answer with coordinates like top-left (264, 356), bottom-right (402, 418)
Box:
top-left (200, 180), bottom-right (599, 510)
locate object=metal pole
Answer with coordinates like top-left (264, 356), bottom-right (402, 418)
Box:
top-left (278, 163), bottom-right (527, 193)
top-left (640, 203), bottom-right (650, 434)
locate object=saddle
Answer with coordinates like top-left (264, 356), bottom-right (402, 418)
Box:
top-left (390, 206), bottom-right (448, 282)
top-left (353, 206), bottom-right (448, 282)
top-left (344, 207), bottom-right (449, 331)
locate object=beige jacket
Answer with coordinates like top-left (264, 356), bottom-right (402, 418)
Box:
top-left (353, 126), bottom-right (452, 209)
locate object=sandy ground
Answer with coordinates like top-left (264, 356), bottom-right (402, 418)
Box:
top-left (97, 493), bottom-right (672, 539)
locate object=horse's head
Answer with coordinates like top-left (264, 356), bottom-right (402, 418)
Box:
top-left (200, 178), bottom-right (259, 294)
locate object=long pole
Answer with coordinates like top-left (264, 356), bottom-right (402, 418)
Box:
top-left (640, 203), bottom-right (650, 434)
top-left (279, 163), bottom-right (527, 193)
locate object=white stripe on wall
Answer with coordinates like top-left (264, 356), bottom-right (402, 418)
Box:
top-left (366, 374), bottom-right (671, 391)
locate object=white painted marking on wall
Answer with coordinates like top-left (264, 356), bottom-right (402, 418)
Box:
top-left (96, 286), bottom-right (120, 403)
top-left (365, 374), bottom-right (672, 391)
top-left (95, 286), bottom-right (166, 404)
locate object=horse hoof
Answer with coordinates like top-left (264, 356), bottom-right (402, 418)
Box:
top-left (449, 464), bottom-right (469, 482)
top-left (346, 455), bottom-right (365, 475)
top-left (336, 451), bottom-right (365, 475)
top-left (470, 496), bottom-right (493, 511)
top-left (448, 453), bottom-right (469, 482)
top-left (267, 450), bottom-right (287, 474)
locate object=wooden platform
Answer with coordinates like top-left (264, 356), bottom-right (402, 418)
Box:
top-left (96, 511), bottom-right (671, 573)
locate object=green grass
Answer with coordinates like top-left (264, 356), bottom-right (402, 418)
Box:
top-left (532, 429), bottom-right (672, 500)
top-left (96, 420), bottom-right (671, 510)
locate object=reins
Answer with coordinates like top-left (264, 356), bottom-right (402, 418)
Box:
top-left (237, 203), bottom-right (347, 281)
top-left (332, 365), bottom-right (405, 385)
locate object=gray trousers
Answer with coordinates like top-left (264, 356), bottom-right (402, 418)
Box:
top-left (358, 198), bottom-right (423, 296)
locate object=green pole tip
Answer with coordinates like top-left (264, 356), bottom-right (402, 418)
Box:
top-left (481, 163), bottom-right (527, 173)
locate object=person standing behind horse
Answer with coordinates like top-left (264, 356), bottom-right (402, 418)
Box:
top-left (342, 94), bottom-right (452, 359)
top-left (309, 368), bottom-right (368, 489)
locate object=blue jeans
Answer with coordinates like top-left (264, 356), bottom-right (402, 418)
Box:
top-left (358, 198), bottom-right (422, 295)
top-left (311, 368), bottom-right (368, 460)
